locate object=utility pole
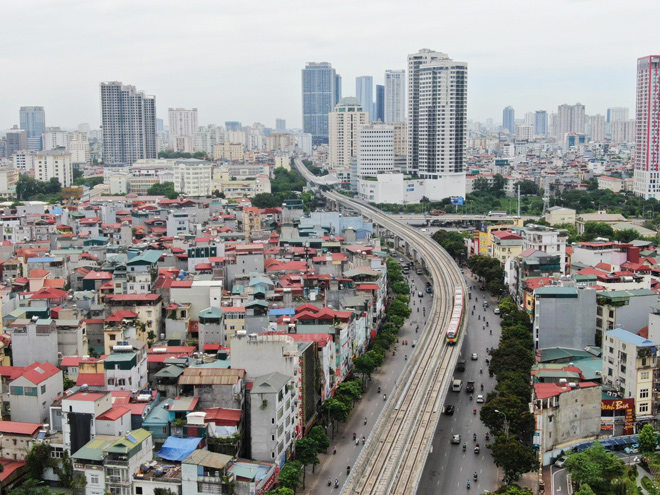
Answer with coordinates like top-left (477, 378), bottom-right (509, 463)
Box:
top-left (517, 184), bottom-right (521, 218)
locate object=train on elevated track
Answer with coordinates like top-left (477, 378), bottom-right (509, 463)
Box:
top-left (446, 285), bottom-right (464, 344)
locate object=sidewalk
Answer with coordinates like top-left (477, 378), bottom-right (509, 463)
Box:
top-left (637, 463), bottom-right (652, 495)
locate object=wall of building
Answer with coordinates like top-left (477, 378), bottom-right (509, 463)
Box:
top-left (535, 288), bottom-right (597, 349)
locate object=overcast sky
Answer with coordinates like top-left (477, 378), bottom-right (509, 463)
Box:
top-left (2, 0), bottom-right (658, 131)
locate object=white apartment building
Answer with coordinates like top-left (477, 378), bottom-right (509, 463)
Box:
top-left (12, 149), bottom-right (37, 172)
top-left (109, 174), bottom-right (129, 195)
top-left (515, 124), bottom-right (534, 142)
top-left (557, 103), bottom-right (586, 143)
top-left (295, 133), bottom-right (312, 155)
top-left (356, 123), bottom-right (395, 177)
top-left (602, 328), bottom-right (657, 420)
top-left (68, 131), bottom-right (91, 165)
top-left (168, 108), bottom-right (198, 138)
top-left (0, 166), bottom-right (18, 197)
top-left (611, 120), bottom-right (636, 145)
top-left (608, 107), bottom-right (630, 123)
top-left (248, 371), bottom-right (296, 466)
top-left (194, 124), bottom-right (225, 155)
top-left (522, 224), bottom-right (567, 274)
top-left (329, 97), bottom-right (368, 169)
top-left (407, 49), bottom-right (467, 199)
top-left (42, 127), bottom-right (69, 150)
top-left (384, 69), bottom-right (405, 123)
top-left (590, 114), bottom-right (605, 142)
top-left (35, 148), bottom-right (73, 187)
top-left (173, 159), bottom-right (212, 196)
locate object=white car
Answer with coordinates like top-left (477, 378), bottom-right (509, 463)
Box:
top-left (451, 434), bottom-right (461, 444)
top-left (494, 307), bottom-right (501, 315)
top-left (555, 456), bottom-right (568, 468)
top-left (476, 395), bottom-right (484, 403)
top-left (471, 353), bottom-right (478, 360)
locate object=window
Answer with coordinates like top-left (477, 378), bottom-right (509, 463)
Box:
top-left (24, 387), bottom-right (38, 397)
top-left (110, 334), bottom-right (116, 341)
top-left (640, 403), bottom-right (649, 413)
top-left (41, 385), bottom-right (46, 394)
top-left (10, 386), bottom-right (23, 396)
top-left (90, 475), bottom-right (99, 485)
top-left (136, 488), bottom-right (143, 495)
top-left (641, 371), bottom-right (650, 380)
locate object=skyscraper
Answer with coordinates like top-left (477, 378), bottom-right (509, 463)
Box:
top-left (503, 106), bottom-right (515, 133)
top-left (407, 49), bottom-right (467, 198)
top-left (19, 106), bottom-right (46, 151)
top-left (302, 62), bottom-right (341, 145)
top-left (634, 55), bottom-right (660, 199)
top-left (168, 108), bottom-right (198, 152)
top-left (557, 103), bottom-right (586, 142)
top-left (375, 85), bottom-right (385, 122)
top-left (534, 111), bottom-right (548, 136)
top-left (100, 81), bottom-right (157, 165)
top-left (607, 107), bottom-right (630, 123)
top-left (385, 70), bottom-right (405, 123)
top-left (275, 119), bottom-right (286, 133)
top-left (590, 114), bottom-right (605, 142)
top-left (5, 130), bottom-right (28, 159)
top-left (356, 76), bottom-right (374, 119)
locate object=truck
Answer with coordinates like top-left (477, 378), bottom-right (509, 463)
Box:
top-left (466, 380), bottom-right (475, 393)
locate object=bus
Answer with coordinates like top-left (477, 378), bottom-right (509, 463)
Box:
top-left (487, 211), bottom-right (507, 217)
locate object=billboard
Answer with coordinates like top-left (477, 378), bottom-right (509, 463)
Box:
top-left (451, 196), bottom-right (464, 206)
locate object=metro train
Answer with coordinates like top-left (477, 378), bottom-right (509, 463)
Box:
top-left (446, 285), bottom-right (464, 344)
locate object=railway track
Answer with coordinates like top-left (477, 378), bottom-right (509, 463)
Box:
top-left (294, 160), bottom-right (465, 494)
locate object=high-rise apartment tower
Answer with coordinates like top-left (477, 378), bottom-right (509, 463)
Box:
top-left (100, 81), bottom-right (157, 165)
top-left (19, 106), bottom-right (46, 151)
top-left (385, 70), bottom-right (405, 123)
top-left (634, 56), bottom-right (660, 199)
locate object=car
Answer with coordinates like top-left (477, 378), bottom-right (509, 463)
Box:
top-left (412, 340), bottom-right (418, 348)
top-left (444, 405), bottom-right (455, 415)
top-left (418, 291), bottom-right (423, 298)
top-left (494, 307), bottom-right (501, 315)
top-left (426, 286), bottom-right (433, 294)
top-left (471, 353), bottom-right (478, 360)
top-left (625, 446), bottom-right (639, 454)
top-left (451, 434), bottom-right (461, 444)
top-left (555, 456), bottom-right (568, 468)
top-left (476, 395), bottom-right (484, 403)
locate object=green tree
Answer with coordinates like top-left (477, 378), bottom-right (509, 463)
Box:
top-left (392, 281), bottom-right (410, 295)
top-left (335, 380), bottom-right (363, 407)
top-left (308, 425), bottom-right (330, 454)
top-left (638, 424), bottom-right (657, 454)
top-left (8, 478), bottom-right (51, 495)
top-left (489, 341), bottom-right (535, 378)
top-left (295, 437), bottom-right (319, 487)
top-left (251, 193), bottom-right (281, 208)
top-left (54, 451), bottom-right (87, 490)
top-left (63, 377), bottom-right (76, 390)
top-left (498, 297), bottom-right (518, 316)
top-left (473, 177), bottom-right (490, 192)
top-left (147, 182), bottom-right (178, 199)
top-left (324, 398), bottom-right (350, 438)
top-left (515, 180), bottom-right (539, 196)
top-left (277, 461), bottom-right (303, 492)
top-left (581, 222), bottom-right (615, 241)
top-left (491, 174), bottom-right (507, 196)
top-left (488, 485), bottom-right (534, 494)
top-left (388, 299), bottom-right (411, 318)
top-left (420, 196), bottom-right (430, 203)
top-left (489, 435), bottom-right (539, 484)
top-left (574, 485), bottom-right (596, 495)
top-left (432, 230), bottom-right (467, 259)
top-left (480, 396), bottom-right (535, 438)
top-left (565, 443), bottom-right (625, 493)
top-left (25, 443), bottom-right (53, 479)
top-left (495, 372), bottom-right (533, 403)
top-left (266, 488), bottom-right (295, 495)
top-left (354, 352), bottom-right (378, 383)
top-left (614, 228), bottom-right (642, 243)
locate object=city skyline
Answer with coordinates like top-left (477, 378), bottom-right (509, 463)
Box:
top-left (1, 0), bottom-right (657, 130)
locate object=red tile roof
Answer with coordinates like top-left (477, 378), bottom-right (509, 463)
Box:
top-left (97, 406), bottom-right (131, 421)
top-left (84, 271), bottom-right (113, 280)
top-left (65, 391), bottom-right (109, 402)
top-left (106, 294), bottom-right (160, 302)
top-left (0, 421), bottom-right (41, 436)
top-left (29, 269), bottom-right (50, 278)
top-left (106, 310), bottom-right (139, 322)
top-left (357, 284), bottom-right (380, 291)
top-left (76, 373), bottom-right (105, 387)
top-left (16, 362), bottom-right (60, 385)
top-left (202, 408), bottom-right (242, 426)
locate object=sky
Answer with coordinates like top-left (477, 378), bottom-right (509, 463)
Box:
top-left (1, 0), bottom-right (659, 131)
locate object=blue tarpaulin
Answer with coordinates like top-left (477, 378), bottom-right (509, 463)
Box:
top-left (269, 308), bottom-right (295, 317)
top-left (157, 436), bottom-right (202, 461)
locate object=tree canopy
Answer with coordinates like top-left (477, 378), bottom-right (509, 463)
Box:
top-left (147, 181), bottom-right (178, 199)
top-left (432, 230), bottom-right (467, 259)
top-left (565, 443), bottom-right (625, 493)
top-left (16, 175), bottom-right (62, 202)
top-left (489, 435), bottom-right (539, 485)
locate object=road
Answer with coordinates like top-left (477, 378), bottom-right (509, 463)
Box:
top-left (295, 158), bottom-right (466, 494)
top-left (418, 271), bottom-right (501, 494)
top-left (303, 256), bottom-right (433, 494)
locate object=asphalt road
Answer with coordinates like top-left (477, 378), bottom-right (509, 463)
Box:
top-left (302, 256), bottom-right (432, 494)
top-left (417, 271), bottom-right (502, 495)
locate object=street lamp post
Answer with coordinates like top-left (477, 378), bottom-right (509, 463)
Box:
top-left (495, 409), bottom-right (509, 437)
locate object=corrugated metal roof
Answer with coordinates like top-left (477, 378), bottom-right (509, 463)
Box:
top-left (184, 449), bottom-right (232, 469)
top-left (179, 368), bottom-right (244, 385)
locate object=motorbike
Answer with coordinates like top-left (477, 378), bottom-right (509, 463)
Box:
top-left (474, 446), bottom-right (480, 454)
top-left (335, 480), bottom-right (339, 488)
top-left (473, 433), bottom-right (477, 441)
top-left (474, 472), bottom-right (478, 480)
top-left (473, 407), bottom-right (476, 415)
top-left (463, 443), bottom-right (466, 451)
top-left (353, 433), bottom-right (356, 441)
top-left (364, 417), bottom-right (367, 425)
top-left (362, 436), bottom-right (365, 445)
top-left (383, 394), bottom-right (387, 401)
top-left (467, 480), bottom-right (471, 489)
top-left (480, 384), bottom-right (484, 391)
top-left (328, 478), bottom-right (332, 486)
top-left (347, 466), bottom-right (351, 475)
top-left (485, 433), bottom-right (490, 441)
top-left (378, 386), bottom-right (381, 394)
